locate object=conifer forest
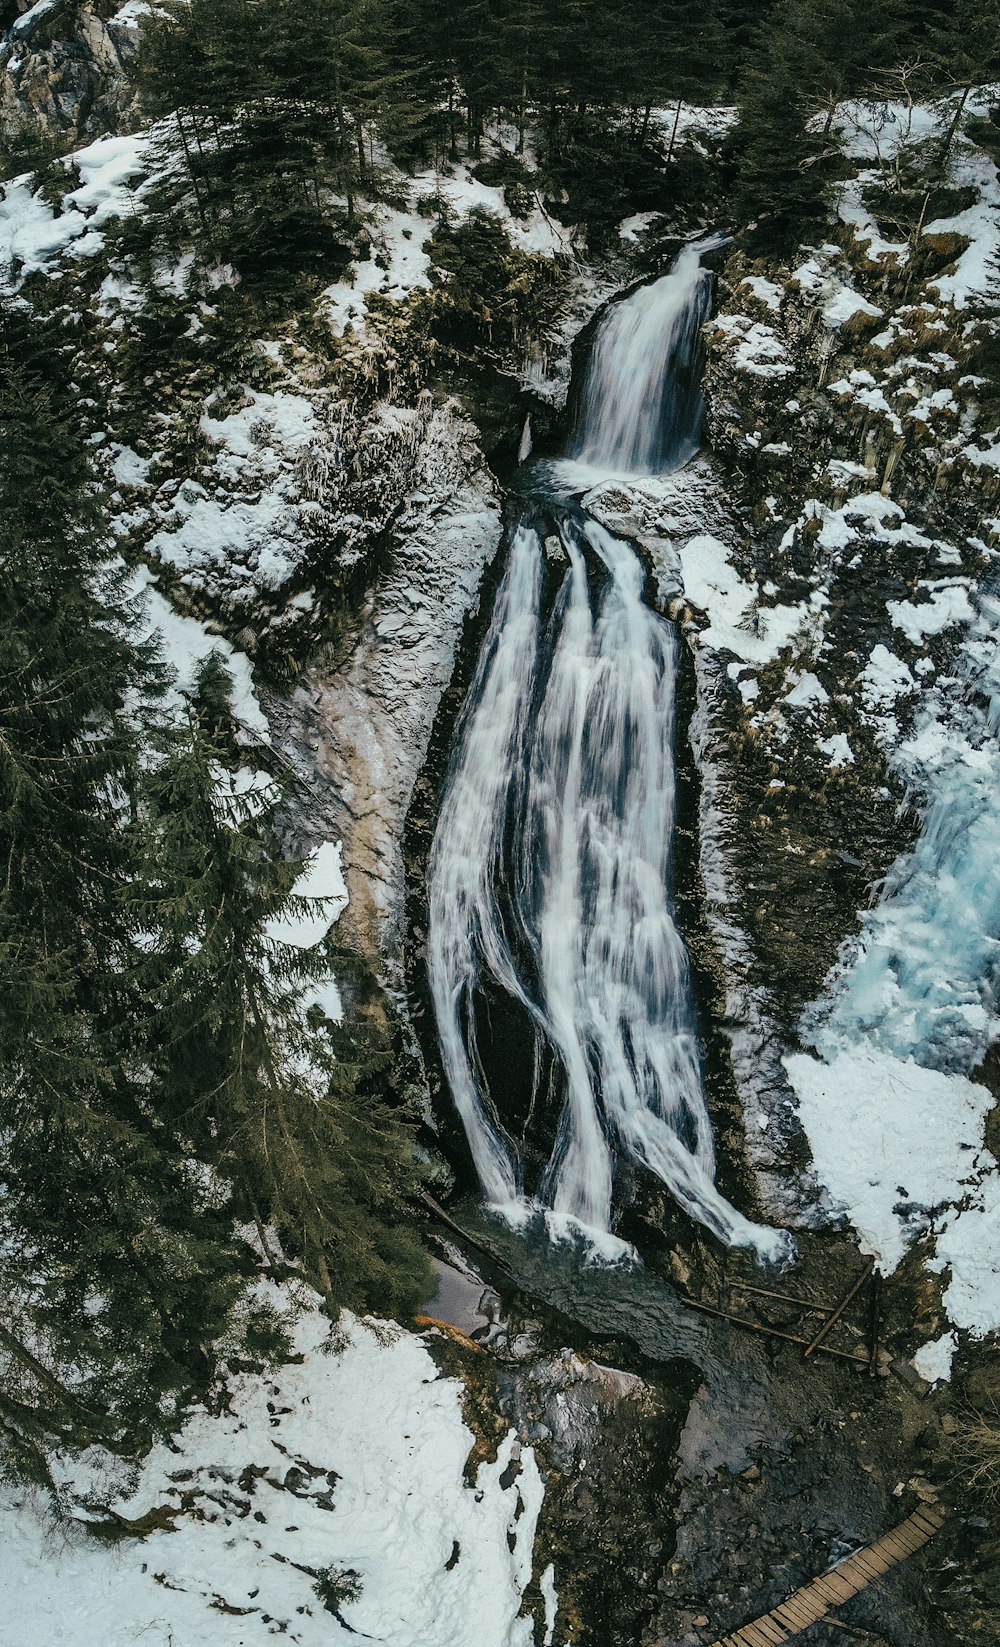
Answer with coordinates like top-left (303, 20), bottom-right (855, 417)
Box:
top-left (1, 0), bottom-right (1000, 1642)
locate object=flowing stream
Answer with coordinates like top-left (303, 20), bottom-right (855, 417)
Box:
top-left (427, 245), bottom-right (787, 1264)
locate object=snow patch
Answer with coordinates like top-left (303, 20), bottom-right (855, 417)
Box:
top-left (201, 390), bottom-right (317, 463)
top-left (0, 133), bottom-right (150, 283)
top-left (785, 671), bottom-right (829, 711)
top-left (859, 644), bottom-right (917, 710)
top-left (266, 841), bottom-right (348, 950)
top-left (823, 286), bottom-right (883, 328)
top-left (135, 570), bottom-right (270, 742)
top-left (912, 1331), bottom-right (958, 1384)
top-left (785, 1046), bottom-right (993, 1275)
top-left (0, 1305), bottom-right (547, 1647)
top-left (740, 275), bottom-right (783, 312)
top-left (818, 732), bottom-right (855, 768)
top-left (679, 534), bottom-right (806, 664)
top-left (710, 312), bottom-right (794, 378)
top-left (888, 584), bottom-right (975, 645)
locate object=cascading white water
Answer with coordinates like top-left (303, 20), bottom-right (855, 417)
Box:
top-left (427, 524), bottom-right (544, 1217)
top-left (427, 244), bottom-right (789, 1263)
top-left (572, 244), bottom-right (712, 474)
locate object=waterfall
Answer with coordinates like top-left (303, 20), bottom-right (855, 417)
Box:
top-left (427, 525), bottom-right (543, 1218)
top-left (427, 244), bottom-right (789, 1263)
top-left (572, 244), bottom-right (712, 474)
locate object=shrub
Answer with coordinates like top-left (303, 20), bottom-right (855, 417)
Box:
top-left (314, 1567), bottom-right (364, 1616)
top-left (421, 207), bottom-right (565, 362)
top-left (949, 1396), bottom-right (1000, 1509)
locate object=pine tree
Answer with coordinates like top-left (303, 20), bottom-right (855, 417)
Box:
top-left (388, 0), bottom-right (465, 161)
top-left (926, 0), bottom-right (1000, 169)
top-left (626, 0), bottom-right (726, 149)
top-left (731, 0), bottom-right (868, 247)
top-left (141, 0), bottom-right (429, 269)
top-left (491, 0), bottom-right (547, 152)
top-left (717, 0), bottom-right (782, 92)
top-left (141, 656), bottom-right (431, 1317)
top-left (0, 305), bottom-right (246, 1475)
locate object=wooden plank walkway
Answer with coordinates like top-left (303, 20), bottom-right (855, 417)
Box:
top-left (708, 1502), bottom-right (947, 1646)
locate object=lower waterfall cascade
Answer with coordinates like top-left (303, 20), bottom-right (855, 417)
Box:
top-left (426, 244), bottom-right (790, 1264)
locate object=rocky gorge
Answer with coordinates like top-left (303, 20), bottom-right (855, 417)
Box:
top-left (1, 11), bottom-right (999, 1645)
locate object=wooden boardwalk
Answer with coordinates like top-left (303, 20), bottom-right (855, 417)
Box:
top-left (708, 1502), bottom-right (947, 1646)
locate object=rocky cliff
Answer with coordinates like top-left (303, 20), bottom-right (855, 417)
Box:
top-left (1, 0), bottom-right (141, 170)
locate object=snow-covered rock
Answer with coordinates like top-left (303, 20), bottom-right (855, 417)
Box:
top-left (1, 1301), bottom-right (547, 1647)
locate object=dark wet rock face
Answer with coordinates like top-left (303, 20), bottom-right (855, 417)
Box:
top-left (421, 1245), bottom-right (699, 1647)
top-left (420, 1218), bottom-right (987, 1647)
top-left (693, 242), bottom-right (1000, 1038)
top-left (501, 1354), bottom-right (691, 1645)
top-left (399, 233), bottom-right (998, 1644)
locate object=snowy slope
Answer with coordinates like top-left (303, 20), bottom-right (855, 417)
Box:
top-left (1, 1301), bottom-right (547, 1647)
top-left (691, 90), bottom-right (1000, 1350)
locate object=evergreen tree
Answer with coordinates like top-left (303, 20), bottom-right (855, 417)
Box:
top-left (386, 3), bottom-right (450, 162)
top-left (141, 0), bottom-right (428, 270)
top-left (627, 0), bottom-right (726, 149)
top-left (0, 310), bottom-right (430, 1483)
top-left (388, 0), bottom-right (467, 161)
top-left (926, 0), bottom-right (1000, 168)
top-left (731, 0), bottom-right (869, 246)
top-left (717, 0), bottom-right (781, 91)
top-left (492, 0), bottom-right (548, 152)
top-left (141, 655), bottom-right (431, 1317)
top-left (0, 305), bottom-right (246, 1475)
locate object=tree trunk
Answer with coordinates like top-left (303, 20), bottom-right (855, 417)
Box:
top-left (175, 111), bottom-right (213, 242)
top-left (0, 1318), bottom-right (95, 1416)
top-left (666, 97), bottom-right (683, 163)
top-left (331, 59), bottom-right (354, 221)
top-left (940, 83), bottom-right (972, 174)
top-left (314, 1246), bottom-right (336, 1313)
top-left (448, 83), bottom-right (459, 161)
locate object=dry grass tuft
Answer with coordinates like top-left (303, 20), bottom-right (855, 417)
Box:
top-left (948, 1396), bottom-right (1000, 1508)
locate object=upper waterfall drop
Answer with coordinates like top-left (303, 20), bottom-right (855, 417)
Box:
top-left (572, 242), bottom-right (713, 475)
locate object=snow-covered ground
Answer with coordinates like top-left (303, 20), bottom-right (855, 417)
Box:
top-left (0, 119), bottom-right (517, 972)
top-left (0, 132), bottom-right (153, 283)
top-left (687, 87), bottom-right (1000, 1353)
top-left (0, 131), bottom-right (561, 303)
top-left (0, 1299), bottom-right (549, 1647)
top-left (134, 565), bottom-right (271, 741)
top-left (322, 165), bottom-right (575, 340)
top-left (785, 581), bottom-right (1000, 1339)
top-left (673, 488), bottom-right (1000, 1345)
top-left (0, 124), bottom-right (569, 625)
